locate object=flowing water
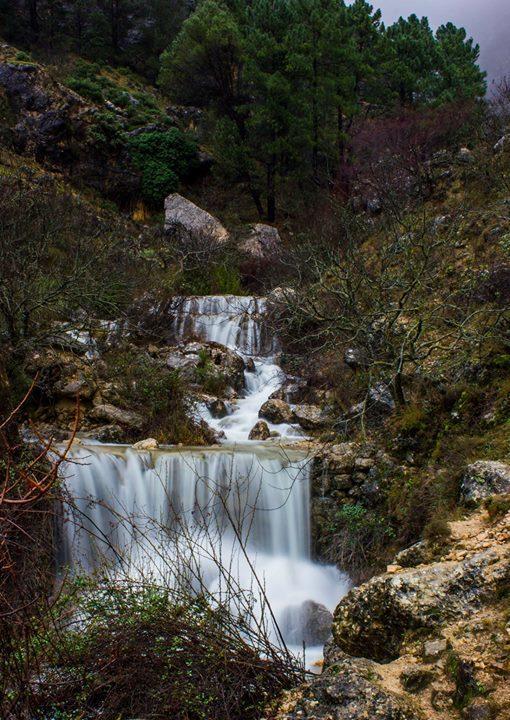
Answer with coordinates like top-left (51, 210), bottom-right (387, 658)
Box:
top-left (61, 296), bottom-right (348, 667)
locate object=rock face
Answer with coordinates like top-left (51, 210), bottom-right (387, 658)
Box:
top-left (259, 398), bottom-right (294, 424)
top-left (0, 61), bottom-right (139, 200)
top-left (164, 194), bottom-right (229, 245)
top-left (460, 460), bottom-right (510, 503)
top-left (275, 655), bottom-right (419, 720)
top-left (248, 420), bottom-right (270, 441)
top-left (239, 223), bottom-right (281, 260)
top-left (332, 549), bottom-right (510, 662)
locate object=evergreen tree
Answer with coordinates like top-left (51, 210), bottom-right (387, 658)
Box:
top-left (435, 23), bottom-right (486, 103)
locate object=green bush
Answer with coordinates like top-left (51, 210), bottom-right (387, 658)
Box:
top-left (67, 76), bottom-right (104, 103)
top-left (31, 579), bottom-right (299, 720)
top-left (127, 130), bottom-right (198, 206)
top-left (103, 349), bottom-right (200, 443)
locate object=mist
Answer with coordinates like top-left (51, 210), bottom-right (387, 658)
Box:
top-left (372, 0), bottom-right (510, 86)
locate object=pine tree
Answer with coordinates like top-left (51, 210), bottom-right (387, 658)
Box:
top-left (435, 23), bottom-right (486, 103)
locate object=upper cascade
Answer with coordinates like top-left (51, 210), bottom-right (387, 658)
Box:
top-left (168, 295), bottom-right (275, 357)
top-left (167, 295), bottom-right (300, 443)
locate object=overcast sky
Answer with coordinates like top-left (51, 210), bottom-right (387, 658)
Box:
top-left (371, 0), bottom-right (510, 86)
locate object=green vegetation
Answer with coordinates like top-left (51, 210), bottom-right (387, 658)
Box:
top-left (127, 129), bottom-right (198, 206)
top-left (160, 0), bottom-right (485, 219)
top-left (12, 577), bottom-right (299, 720)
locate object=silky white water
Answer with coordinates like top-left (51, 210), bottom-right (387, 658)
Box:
top-left (60, 296), bottom-right (348, 667)
top-left (168, 295), bottom-right (302, 441)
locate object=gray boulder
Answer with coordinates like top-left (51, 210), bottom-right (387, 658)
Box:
top-left (460, 460), bottom-right (510, 503)
top-left (239, 223), bottom-right (281, 260)
top-left (164, 194), bottom-right (229, 245)
top-left (282, 600), bottom-right (333, 646)
top-left (259, 398), bottom-right (294, 424)
top-left (88, 404), bottom-right (143, 430)
top-left (294, 404), bottom-right (328, 430)
top-left (332, 549), bottom-right (510, 662)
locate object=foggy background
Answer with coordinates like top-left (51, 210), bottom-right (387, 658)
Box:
top-left (372, 0), bottom-right (510, 88)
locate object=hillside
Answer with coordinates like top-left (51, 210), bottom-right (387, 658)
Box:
top-left (0, 4), bottom-right (509, 720)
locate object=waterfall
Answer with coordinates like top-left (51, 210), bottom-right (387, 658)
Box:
top-left (169, 295), bottom-right (301, 441)
top-left (60, 296), bottom-right (348, 667)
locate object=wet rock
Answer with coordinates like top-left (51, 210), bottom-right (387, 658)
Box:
top-left (206, 398), bottom-right (229, 419)
top-left (269, 378), bottom-right (309, 404)
top-left (275, 655), bottom-right (419, 720)
top-left (132, 438), bottom-right (159, 451)
top-left (461, 460), bottom-right (510, 504)
top-left (89, 403), bottom-right (143, 430)
top-left (80, 424), bottom-right (125, 443)
top-left (239, 223), bottom-right (281, 260)
top-left (332, 549), bottom-right (510, 662)
top-left (282, 600), bottom-right (333, 646)
top-left (53, 376), bottom-right (95, 400)
top-left (248, 421), bottom-right (270, 441)
top-left (294, 404), bottom-right (328, 430)
top-left (164, 193), bottom-right (229, 245)
top-left (208, 345), bottom-right (245, 392)
top-left (259, 399), bottom-right (294, 424)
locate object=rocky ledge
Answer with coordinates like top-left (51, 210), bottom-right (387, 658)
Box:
top-left (272, 503), bottom-right (510, 720)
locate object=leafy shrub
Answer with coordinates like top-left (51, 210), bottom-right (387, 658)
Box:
top-left (30, 579), bottom-right (299, 720)
top-left (323, 503), bottom-right (395, 582)
top-left (127, 130), bottom-right (198, 206)
top-left (102, 349), bottom-right (201, 443)
top-left (87, 111), bottom-right (124, 150)
top-left (195, 349), bottom-right (229, 396)
top-left (67, 76), bottom-right (103, 103)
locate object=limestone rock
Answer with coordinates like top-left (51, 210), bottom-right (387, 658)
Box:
top-left (275, 655), bottom-right (419, 720)
top-left (239, 223), bottom-right (281, 260)
top-left (259, 399), bottom-right (294, 424)
top-left (332, 549), bottom-right (510, 662)
top-left (133, 438), bottom-right (159, 451)
top-left (88, 404), bottom-right (143, 430)
top-left (248, 421), bottom-right (270, 441)
top-left (457, 147), bottom-right (475, 164)
top-left (294, 404), bottom-right (327, 430)
top-left (394, 541), bottom-right (433, 569)
top-left (164, 194), bottom-right (229, 245)
top-left (461, 460), bottom-right (510, 503)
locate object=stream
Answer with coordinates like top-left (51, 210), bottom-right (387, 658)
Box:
top-left (60, 296), bottom-right (348, 667)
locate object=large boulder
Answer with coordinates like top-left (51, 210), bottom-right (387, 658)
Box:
top-left (332, 549), bottom-right (510, 662)
top-left (259, 398), bottom-right (294, 424)
top-left (282, 600), bottom-right (333, 646)
top-left (248, 421), bottom-right (270, 441)
top-left (88, 403), bottom-right (143, 430)
top-left (164, 194), bottom-right (229, 245)
top-left (460, 460), bottom-right (510, 504)
top-left (275, 654), bottom-right (419, 720)
top-left (239, 223), bottom-right (281, 260)
top-left (294, 404), bottom-right (328, 430)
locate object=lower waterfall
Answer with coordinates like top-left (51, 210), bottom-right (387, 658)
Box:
top-left (60, 296), bottom-right (348, 668)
